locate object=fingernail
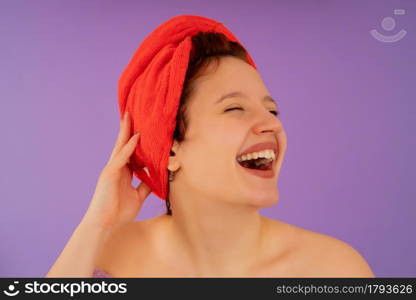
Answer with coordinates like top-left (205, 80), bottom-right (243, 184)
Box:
top-left (134, 131), bottom-right (140, 136)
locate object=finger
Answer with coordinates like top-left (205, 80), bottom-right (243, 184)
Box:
top-left (116, 111), bottom-right (132, 151)
top-left (110, 111), bottom-right (133, 160)
top-left (126, 161), bottom-right (136, 183)
top-left (112, 132), bottom-right (140, 169)
top-left (109, 112), bottom-right (128, 160)
top-left (136, 181), bottom-right (152, 200)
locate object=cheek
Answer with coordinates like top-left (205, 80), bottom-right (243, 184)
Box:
top-left (207, 119), bottom-right (248, 149)
top-left (184, 118), bottom-right (249, 174)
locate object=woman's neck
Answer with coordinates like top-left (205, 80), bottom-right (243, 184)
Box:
top-left (164, 194), bottom-right (268, 276)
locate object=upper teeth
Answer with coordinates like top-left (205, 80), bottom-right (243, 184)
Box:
top-left (237, 149), bottom-right (276, 162)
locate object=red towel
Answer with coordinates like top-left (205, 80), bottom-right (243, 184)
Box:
top-left (118, 15), bottom-right (257, 200)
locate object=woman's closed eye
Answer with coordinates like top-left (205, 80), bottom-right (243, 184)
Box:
top-left (224, 107), bottom-right (279, 116)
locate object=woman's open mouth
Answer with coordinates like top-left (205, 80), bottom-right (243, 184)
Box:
top-left (236, 149), bottom-right (276, 179)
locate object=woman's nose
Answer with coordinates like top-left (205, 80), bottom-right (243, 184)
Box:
top-left (252, 108), bottom-right (283, 135)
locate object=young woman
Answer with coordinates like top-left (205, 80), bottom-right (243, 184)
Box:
top-left (46, 17), bottom-right (374, 278)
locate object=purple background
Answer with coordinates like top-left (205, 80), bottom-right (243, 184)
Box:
top-left (1, 0), bottom-right (415, 277)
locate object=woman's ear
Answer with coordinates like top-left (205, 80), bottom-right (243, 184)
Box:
top-left (168, 140), bottom-right (181, 172)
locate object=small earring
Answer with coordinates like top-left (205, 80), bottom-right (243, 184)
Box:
top-left (168, 170), bottom-right (175, 182)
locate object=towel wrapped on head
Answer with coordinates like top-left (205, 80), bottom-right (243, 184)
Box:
top-left (118, 15), bottom-right (257, 200)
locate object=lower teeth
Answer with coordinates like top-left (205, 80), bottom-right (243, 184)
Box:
top-left (256, 162), bottom-right (271, 170)
top-left (240, 158), bottom-right (273, 170)
top-left (255, 158), bottom-right (272, 167)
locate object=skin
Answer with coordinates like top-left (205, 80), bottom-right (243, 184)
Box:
top-left (95, 56), bottom-right (374, 277)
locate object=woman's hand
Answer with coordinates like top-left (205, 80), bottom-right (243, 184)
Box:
top-left (82, 111), bottom-right (152, 234)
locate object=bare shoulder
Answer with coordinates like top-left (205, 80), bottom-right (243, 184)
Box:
top-left (263, 217), bottom-right (375, 277)
top-left (94, 219), bottom-right (155, 274)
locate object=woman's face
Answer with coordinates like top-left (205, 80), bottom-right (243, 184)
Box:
top-left (172, 56), bottom-right (287, 208)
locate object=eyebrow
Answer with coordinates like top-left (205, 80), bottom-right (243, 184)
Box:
top-left (215, 91), bottom-right (277, 106)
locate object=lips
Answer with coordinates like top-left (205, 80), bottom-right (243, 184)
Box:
top-left (238, 162), bottom-right (275, 178)
top-left (235, 141), bottom-right (279, 178)
top-left (236, 141), bottom-right (279, 158)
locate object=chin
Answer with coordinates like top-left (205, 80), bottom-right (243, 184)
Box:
top-left (246, 188), bottom-right (279, 208)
